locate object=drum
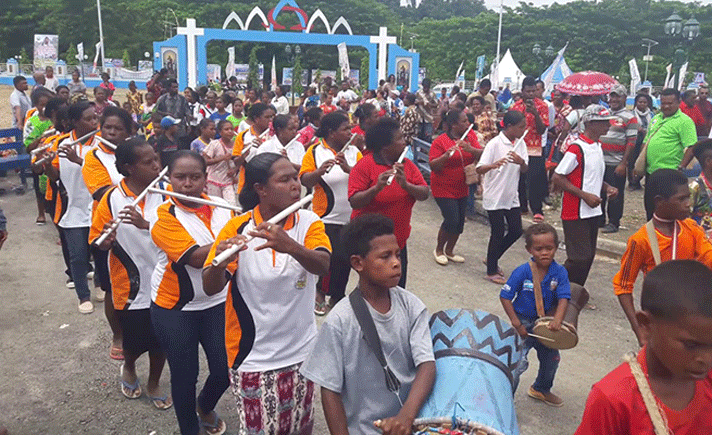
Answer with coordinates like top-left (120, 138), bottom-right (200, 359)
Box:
top-left (415, 309), bottom-right (523, 435)
top-left (531, 283), bottom-right (589, 350)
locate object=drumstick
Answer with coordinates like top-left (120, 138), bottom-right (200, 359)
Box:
top-left (527, 333), bottom-right (555, 343)
top-left (95, 135), bottom-right (117, 150)
top-left (448, 124), bottom-right (475, 157)
top-left (95, 167), bottom-right (169, 245)
top-left (211, 194), bottom-right (314, 266)
top-left (148, 188), bottom-right (242, 212)
top-left (386, 146), bottom-right (410, 186)
top-left (496, 129), bottom-right (529, 173)
top-left (326, 133), bottom-right (358, 174)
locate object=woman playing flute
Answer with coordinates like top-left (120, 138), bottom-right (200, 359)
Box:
top-left (299, 112), bottom-right (362, 314)
top-left (83, 106), bottom-right (133, 360)
top-left (89, 137), bottom-right (171, 410)
top-left (255, 114), bottom-right (304, 170)
top-left (148, 150), bottom-right (234, 435)
top-left (348, 117), bottom-right (429, 288)
top-left (203, 152), bottom-right (331, 435)
top-left (231, 103), bottom-right (275, 197)
top-left (44, 102), bottom-right (98, 314)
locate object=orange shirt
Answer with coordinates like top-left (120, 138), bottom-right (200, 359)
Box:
top-left (82, 140), bottom-right (119, 202)
top-left (613, 219), bottom-right (712, 295)
top-left (231, 126), bottom-right (261, 194)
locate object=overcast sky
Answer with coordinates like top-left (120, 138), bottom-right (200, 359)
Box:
top-left (482, 0), bottom-right (712, 9)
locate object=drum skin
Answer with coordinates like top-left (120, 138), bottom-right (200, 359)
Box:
top-left (532, 317), bottom-right (578, 350)
top-left (417, 309), bottom-right (523, 435)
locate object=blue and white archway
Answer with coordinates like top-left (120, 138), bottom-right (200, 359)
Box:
top-left (153, 1), bottom-right (419, 91)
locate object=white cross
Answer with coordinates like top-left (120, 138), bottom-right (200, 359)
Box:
top-left (370, 27), bottom-right (396, 82)
top-left (177, 18), bottom-right (204, 88)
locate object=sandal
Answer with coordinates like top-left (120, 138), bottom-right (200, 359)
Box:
top-left (484, 274), bottom-right (506, 285)
top-left (35, 217), bottom-right (46, 225)
top-left (119, 364), bottom-right (141, 399)
top-left (110, 346), bottom-right (124, 361)
top-left (533, 213), bottom-right (545, 223)
top-left (148, 394), bottom-right (173, 410)
top-left (481, 259), bottom-right (504, 276)
top-left (314, 301), bottom-right (327, 316)
top-left (199, 411), bottom-right (227, 435)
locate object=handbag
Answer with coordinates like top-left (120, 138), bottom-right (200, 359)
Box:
top-left (349, 288), bottom-right (401, 392)
top-left (634, 117), bottom-right (669, 177)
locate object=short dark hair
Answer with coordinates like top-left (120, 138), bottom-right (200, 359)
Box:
top-left (354, 103), bottom-right (377, 124)
top-left (647, 168), bottom-right (688, 200)
top-left (68, 102), bottom-right (93, 124)
top-left (101, 106), bottom-right (133, 133)
top-left (535, 79), bottom-right (545, 88)
top-left (272, 114), bottom-right (291, 132)
top-left (216, 119), bottom-right (233, 133)
top-left (13, 75), bottom-right (26, 86)
top-left (30, 88), bottom-right (52, 106)
top-left (642, 260), bottom-right (712, 320)
top-left (524, 223), bottom-right (559, 249)
top-left (683, 89), bottom-right (697, 100)
top-left (404, 93), bottom-right (417, 105)
top-left (248, 102), bottom-right (272, 120)
top-left (115, 136), bottom-right (151, 177)
top-left (238, 152), bottom-right (285, 210)
top-left (422, 78), bottom-right (432, 88)
top-left (693, 139), bottom-right (712, 165)
top-left (521, 76), bottom-right (537, 91)
top-left (444, 109), bottom-right (464, 133)
top-left (471, 95), bottom-right (485, 105)
top-left (501, 110), bottom-right (525, 129)
top-left (365, 117), bottom-right (400, 153)
top-left (479, 79), bottom-right (491, 89)
top-left (55, 84), bottom-right (69, 94)
top-left (304, 107), bottom-right (323, 124)
top-left (168, 150), bottom-right (207, 174)
top-left (315, 112), bottom-right (349, 139)
top-left (341, 213), bottom-right (395, 258)
top-left (165, 78), bottom-right (178, 87)
top-left (660, 88), bottom-right (680, 100)
top-left (44, 98), bottom-right (66, 121)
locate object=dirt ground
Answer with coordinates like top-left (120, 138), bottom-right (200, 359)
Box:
top-left (0, 84), bottom-right (642, 435)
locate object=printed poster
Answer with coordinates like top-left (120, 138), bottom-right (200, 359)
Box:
top-left (34, 34), bottom-right (59, 69)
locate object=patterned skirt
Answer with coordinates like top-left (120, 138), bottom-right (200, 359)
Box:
top-left (230, 362), bottom-right (315, 435)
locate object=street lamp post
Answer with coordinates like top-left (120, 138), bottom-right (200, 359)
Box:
top-left (285, 44), bottom-right (301, 105)
top-left (641, 38), bottom-right (658, 84)
top-left (664, 11), bottom-right (700, 90)
top-left (532, 43), bottom-right (555, 76)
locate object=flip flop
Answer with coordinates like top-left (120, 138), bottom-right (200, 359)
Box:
top-left (119, 364), bottom-right (141, 399)
top-left (484, 274), bottom-right (506, 285)
top-left (314, 301), bottom-right (327, 316)
top-left (110, 346), bottom-right (124, 361)
top-left (481, 259), bottom-right (504, 276)
top-left (199, 411), bottom-right (227, 435)
top-left (35, 218), bottom-right (46, 225)
top-left (148, 394), bottom-right (173, 410)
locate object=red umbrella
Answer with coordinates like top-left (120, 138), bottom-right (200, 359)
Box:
top-left (555, 71), bottom-right (620, 96)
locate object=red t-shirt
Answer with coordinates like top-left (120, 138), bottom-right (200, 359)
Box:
top-left (575, 348), bottom-right (712, 435)
top-left (348, 153), bottom-right (427, 248)
top-left (680, 102), bottom-right (706, 128)
top-left (511, 98), bottom-right (550, 155)
top-left (429, 133), bottom-right (478, 199)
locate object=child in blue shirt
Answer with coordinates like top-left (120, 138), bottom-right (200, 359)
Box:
top-left (500, 223), bottom-right (571, 407)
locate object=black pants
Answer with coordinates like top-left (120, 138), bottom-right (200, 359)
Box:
top-left (434, 196), bottom-right (468, 234)
top-left (318, 223), bottom-right (351, 302)
top-left (399, 244), bottom-right (408, 289)
top-left (628, 133), bottom-right (644, 186)
top-left (486, 208), bottom-right (523, 276)
top-left (518, 156), bottom-right (547, 215)
top-left (562, 217), bottom-right (599, 286)
top-left (151, 302), bottom-right (230, 435)
top-left (644, 174), bottom-right (655, 221)
top-left (601, 165), bottom-right (626, 227)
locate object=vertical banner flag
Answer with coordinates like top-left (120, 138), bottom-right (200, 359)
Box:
top-left (93, 42), bottom-right (102, 73)
top-left (77, 43), bottom-right (84, 62)
top-left (337, 43), bottom-right (350, 84)
top-left (226, 47), bottom-right (235, 79)
top-left (629, 58), bottom-right (641, 95)
top-left (454, 61), bottom-right (464, 83)
top-left (271, 55), bottom-right (277, 90)
top-left (664, 64), bottom-right (673, 89)
top-left (678, 62), bottom-right (688, 90)
top-left (476, 55), bottom-right (486, 80)
top-left (694, 72), bottom-right (706, 85)
top-left (542, 43), bottom-right (569, 94)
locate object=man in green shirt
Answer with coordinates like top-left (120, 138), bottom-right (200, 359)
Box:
top-left (640, 88), bottom-right (698, 219)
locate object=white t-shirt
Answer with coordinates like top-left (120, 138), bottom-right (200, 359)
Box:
top-left (554, 135), bottom-right (605, 220)
top-left (335, 89), bottom-right (358, 104)
top-left (542, 99), bottom-right (556, 146)
top-left (255, 135), bottom-right (305, 166)
top-left (44, 76), bottom-right (59, 92)
top-left (237, 119), bottom-right (251, 133)
top-left (300, 287), bottom-right (435, 435)
top-left (477, 132), bottom-right (529, 211)
top-left (271, 95), bottom-right (290, 115)
top-left (57, 136), bottom-right (94, 228)
top-left (9, 89), bottom-right (31, 129)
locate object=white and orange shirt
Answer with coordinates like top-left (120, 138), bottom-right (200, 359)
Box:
top-left (255, 135), bottom-right (306, 167)
top-left (89, 180), bottom-right (165, 310)
top-left (82, 138), bottom-right (122, 202)
top-left (53, 130), bottom-right (97, 228)
top-left (149, 195), bottom-right (233, 311)
top-left (299, 139), bottom-right (361, 225)
top-left (205, 206), bottom-right (331, 371)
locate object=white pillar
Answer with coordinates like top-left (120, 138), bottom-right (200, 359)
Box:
top-left (370, 27), bottom-right (396, 82)
top-left (177, 18), bottom-right (205, 88)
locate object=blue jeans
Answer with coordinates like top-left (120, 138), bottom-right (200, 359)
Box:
top-left (512, 315), bottom-right (560, 394)
top-left (151, 302), bottom-right (230, 435)
top-left (63, 226), bottom-right (91, 302)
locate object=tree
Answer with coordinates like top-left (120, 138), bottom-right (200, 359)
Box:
top-left (360, 51), bottom-right (369, 90)
top-left (19, 46), bottom-right (29, 65)
top-left (293, 54), bottom-right (304, 96)
top-left (65, 45), bottom-right (78, 65)
top-left (248, 45), bottom-right (261, 90)
top-left (122, 49), bottom-right (131, 69)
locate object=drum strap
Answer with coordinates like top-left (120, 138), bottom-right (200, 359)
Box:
top-left (529, 262), bottom-right (546, 317)
top-left (624, 352), bottom-right (672, 435)
top-left (646, 220), bottom-right (677, 266)
top-left (349, 288), bottom-right (402, 393)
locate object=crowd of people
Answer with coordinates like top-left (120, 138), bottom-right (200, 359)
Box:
top-left (4, 62), bottom-right (712, 435)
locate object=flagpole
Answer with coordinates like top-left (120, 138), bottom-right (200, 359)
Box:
top-left (96, 0), bottom-right (106, 71)
top-left (495, 0), bottom-right (503, 78)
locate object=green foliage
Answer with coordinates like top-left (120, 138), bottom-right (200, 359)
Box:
top-left (248, 45), bottom-right (260, 89)
top-left (360, 51), bottom-right (369, 89)
top-left (122, 49), bottom-right (131, 69)
top-left (19, 47), bottom-right (29, 64)
top-left (65, 45), bottom-right (78, 65)
top-left (293, 54), bottom-right (303, 95)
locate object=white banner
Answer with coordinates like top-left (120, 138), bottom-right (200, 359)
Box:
top-left (77, 43), bottom-right (84, 62)
top-left (271, 55), bottom-right (277, 89)
top-left (664, 64), bottom-right (673, 89)
top-left (207, 64), bottom-right (221, 83)
top-left (93, 42), bottom-right (101, 73)
top-left (113, 68), bottom-right (153, 80)
top-left (629, 58), bottom-right (641, 95)
top-left (226, 47), bottom-right (235, 80)
top-left (678, 62), bottom-right (688, 91)
top-left (337, 42), bottom-right (350, 83)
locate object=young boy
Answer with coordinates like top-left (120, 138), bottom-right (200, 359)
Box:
top-left (689, 139), bottom-right (712, 238)
top-left (614, 168), bottom-right (712, 346)
top-left (577, 260), bottom-right (712, 434)
top-left (301, 214), bottom-right (435, 435)
top-left (500, 223), bottom-right (571, 407)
